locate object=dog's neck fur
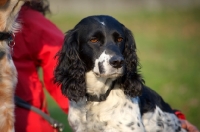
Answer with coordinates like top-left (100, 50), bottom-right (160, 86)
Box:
top-left (78, 71), bottom-right (145, 132)
top-left (85, 71), bottom-right (117, 98)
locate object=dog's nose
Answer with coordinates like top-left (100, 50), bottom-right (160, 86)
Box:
top-left (109, 56), bottom-right (124, 68)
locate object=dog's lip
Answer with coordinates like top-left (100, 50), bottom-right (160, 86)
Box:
top-left (93, 71), bottom-right (123, 78)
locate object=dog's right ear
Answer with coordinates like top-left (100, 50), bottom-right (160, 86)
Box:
top-left (54, 29), bottom-right (86, 102)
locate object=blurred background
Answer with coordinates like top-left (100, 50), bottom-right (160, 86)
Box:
top-left (42, 0), bottom-right (200, 131)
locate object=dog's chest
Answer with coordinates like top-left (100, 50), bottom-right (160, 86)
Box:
top-left (86, 94), bottom-right (145, 132)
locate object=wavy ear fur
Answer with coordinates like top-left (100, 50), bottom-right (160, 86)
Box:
top-left (121, 27), bottom-right (144, 97)
top-left (54, 29), bottom-right (86, 102)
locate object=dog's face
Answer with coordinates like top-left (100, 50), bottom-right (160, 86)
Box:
top-left (54, 15), bottom-right (143, 101)
top-left (76, 16), bottom-right (126, 77)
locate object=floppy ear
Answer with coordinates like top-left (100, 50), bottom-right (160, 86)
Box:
top-left (121, 27), bottom-right (144, 97)
top-left (54, 29), bottom-right (86, 102)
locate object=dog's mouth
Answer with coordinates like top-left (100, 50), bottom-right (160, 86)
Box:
top-left (93, 73), bottom-right (123, 78)
top-left (93, 69), bottom-right (124, 78)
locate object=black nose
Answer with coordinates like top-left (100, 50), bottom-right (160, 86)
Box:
top-left (109, 56), bottom-right (124, 68)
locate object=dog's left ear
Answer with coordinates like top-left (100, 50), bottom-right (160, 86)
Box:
top-left (121, 27), bottom-right (144, 97)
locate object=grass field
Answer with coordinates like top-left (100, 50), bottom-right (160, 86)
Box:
top-left (44, 7), bottom-right (200, 131)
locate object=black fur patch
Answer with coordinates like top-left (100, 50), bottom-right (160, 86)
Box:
top-left (0, 50), bottom-right (6, 60)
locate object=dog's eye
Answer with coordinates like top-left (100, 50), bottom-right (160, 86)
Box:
top-left (90, 38), bottom-right (99, 43)
top-left (117, 37), bottom-right (123, 42)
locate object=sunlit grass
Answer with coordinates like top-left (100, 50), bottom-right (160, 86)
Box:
top-left (44, 7), bottom-right (200, 131)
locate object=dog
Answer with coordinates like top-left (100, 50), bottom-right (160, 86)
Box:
top-left (54, 15), bottom-right (187, 132)
top-left (0, 0), bottom-right (24, 131)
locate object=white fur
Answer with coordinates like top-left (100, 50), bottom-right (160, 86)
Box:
top-left (68, 71), bottom-right (187, 132)
top-left (100, 22), bottom-right (105, 26)
top-left (68, 98), bottom-right (87, 132)
top-left (68, 71), bottom-right (145, 132)
top-left (142, 106), bottom-right (187, 132)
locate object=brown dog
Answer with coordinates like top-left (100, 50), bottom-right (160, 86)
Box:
top-left (0, 0), bottom-right (24, 131)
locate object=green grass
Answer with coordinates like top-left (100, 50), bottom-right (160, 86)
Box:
top-left (44, 7), bottom-right (200, 131)
top-left (44, 90), bottom-right (72, 132)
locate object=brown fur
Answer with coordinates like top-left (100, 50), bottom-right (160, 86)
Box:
top-left (0, 0), bottom-right (24, 131)
top-left (0, 0), bottom-right (8, 6)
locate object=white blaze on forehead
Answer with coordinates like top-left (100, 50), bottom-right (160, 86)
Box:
top-left (98, 51), bottom-right (110, 62)
top-left (100, 21), bottom-right (105, 26)
top-left (94, 18), bottom-right (106, 26)
top-left (93, 51), bottom-right (111, 73)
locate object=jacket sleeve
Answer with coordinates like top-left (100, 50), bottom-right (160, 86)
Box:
top-left (22, 8), bottom-right (69, 113)
top-left (173, 110), bottom-right (186, 120)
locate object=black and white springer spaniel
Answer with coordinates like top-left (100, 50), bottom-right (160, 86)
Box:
top-left (54, 15), bottom-right (186, 132)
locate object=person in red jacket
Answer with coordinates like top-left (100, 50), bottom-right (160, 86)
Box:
top-left (13, 1), bottom-right (69, 132)
top-left (12, 0), bottom-right (198, 132)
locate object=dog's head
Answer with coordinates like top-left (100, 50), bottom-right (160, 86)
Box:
top-left (54, 15), bottom-right (143, 101)
top-left (0, 0), bottom-right (25, 66)
top-left (0, 0), bottom-right (25, 32)
top-left (0, 0), bottom-right (24, 89)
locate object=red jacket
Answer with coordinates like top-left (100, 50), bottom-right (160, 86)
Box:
top-left (13, 6), bottom-right (69, 132)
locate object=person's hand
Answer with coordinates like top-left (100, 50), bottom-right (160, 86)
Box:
top-left (180, 119), bottom-right (199, 132)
